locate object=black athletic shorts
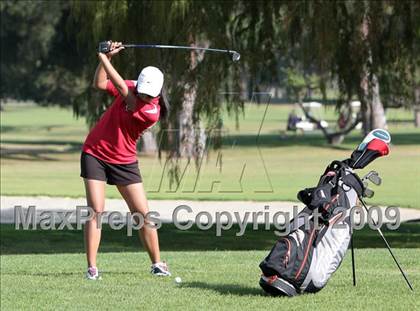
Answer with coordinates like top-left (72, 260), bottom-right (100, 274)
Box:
top-left (80, 152), bottom-right (142, 185)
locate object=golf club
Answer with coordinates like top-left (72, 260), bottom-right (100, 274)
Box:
top-left (363, 186), bottom-right (374, 198)
top-left (98, 41), bottom-right (241, 62)
top-left (357, 129), bottom-right (391, 151)
top-left (345, 129), bottom-right (391, 169)
top-left (362, 171), bottom-right (382, 186)
top-left (361, 171), bottom-right (382, 198)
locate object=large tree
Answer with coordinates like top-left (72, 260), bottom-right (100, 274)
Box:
top-left (282, 0), bottom-right (419, 140)
top-left (69, 0), bottom-right (242, 161)
top-left (0, 0), bottom-right (86, 106)
top-left (3, 0), bottom-right (418, 149)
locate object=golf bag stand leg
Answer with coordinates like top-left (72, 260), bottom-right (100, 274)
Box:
top-left (359, 198), bottom-right (414, 291)
top-left (351, 234), bottom-right (356, 286)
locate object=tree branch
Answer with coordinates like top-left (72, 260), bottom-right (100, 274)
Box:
top-left (299, 103), bottom-right (362, 144)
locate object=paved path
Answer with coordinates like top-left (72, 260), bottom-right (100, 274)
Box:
top-left (1, 196), bottom-right (419, 225)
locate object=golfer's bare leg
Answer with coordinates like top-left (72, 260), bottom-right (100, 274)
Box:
top-left (83, 179), bottom-right (105, 268)
top-left (116, 183), bottom-right (161, 263)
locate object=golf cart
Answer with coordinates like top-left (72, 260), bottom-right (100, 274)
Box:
top-left (287, 102), bottom-right (329, 132)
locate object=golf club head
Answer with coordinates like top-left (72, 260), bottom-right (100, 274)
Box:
top-left (363, 187), bottom-right (375, 198)
top-left (370, 174), bottom-right (382, 186)
top-left (346, 129), bottom-right (391, 169)
top-left (363, 171), bottom-right (382, 186)
top-left (231, 51), bottom-right (241, 62)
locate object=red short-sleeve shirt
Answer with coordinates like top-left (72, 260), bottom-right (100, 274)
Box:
top-left (82, 80), bottom-right (160, 164)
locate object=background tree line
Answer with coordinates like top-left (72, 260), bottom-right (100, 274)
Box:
top-left (1, 0), bottom-right (419, 151)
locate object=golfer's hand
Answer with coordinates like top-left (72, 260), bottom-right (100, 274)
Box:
top-left (102, 41), bottom-right (124, 58)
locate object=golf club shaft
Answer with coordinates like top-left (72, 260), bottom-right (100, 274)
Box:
top-left (359, 198), bottom-right (414, 291)
top-left (122, 44), bottom-right (236, 55)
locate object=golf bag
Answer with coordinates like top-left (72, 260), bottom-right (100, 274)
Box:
top-left (260, 129), bottom-right (413, 295)
top-left (259, 161), bottom-right (365, 296)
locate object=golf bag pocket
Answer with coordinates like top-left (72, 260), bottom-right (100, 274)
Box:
top-left (259, 237), bottom-right (295, 279)
top-left (302, 214), bottom-right (352, 292)
top-left (259, 225), bottom-right (317, 291)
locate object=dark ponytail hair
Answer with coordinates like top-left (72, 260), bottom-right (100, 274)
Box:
top-left (159, 86), bottom-right (170, 120)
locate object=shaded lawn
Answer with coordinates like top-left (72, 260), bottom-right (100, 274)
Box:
top-left (1, 223), bottom-right (419, 255)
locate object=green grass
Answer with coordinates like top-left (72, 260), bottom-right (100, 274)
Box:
top-left (1, 224), bottom-right (420, 310)
top-left (1, 250), bottom-right (419, 310)
top-left (2, 223), bottom-right (420, 254)
top-left (1, 103), bottom-right (420, 207)
top-left (1, 104), bottom-right (419, 310)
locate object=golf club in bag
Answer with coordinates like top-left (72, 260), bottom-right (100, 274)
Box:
top-left (98, 41), bottom-right (241, 62)
top-left (259, 129), bottom-right (414, 297)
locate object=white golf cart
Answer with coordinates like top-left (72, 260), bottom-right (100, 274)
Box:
top-left (287, 102), bottom-right (329, 132)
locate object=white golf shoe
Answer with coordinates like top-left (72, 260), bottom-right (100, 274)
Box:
top-left (150, 262), bottom-right (171, 276)
top-left (86, 266), bottom-right (101, 280)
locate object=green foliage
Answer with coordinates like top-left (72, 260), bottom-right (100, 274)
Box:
top-left (282, 0), bottom-right (420, 108)
top-left (0, 0), bottom-right (86, 106)
top-left (68, 1), bottom-right (242, 129)
top-left (2, 0), bottom-right (419, 137)
top-left (0, 0), bottom-right (60, 99)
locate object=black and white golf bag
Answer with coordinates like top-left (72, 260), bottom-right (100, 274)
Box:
top-left (259, 129), bottom-right (414, 295)
top-left (259, 161), bottom-right (365, 297)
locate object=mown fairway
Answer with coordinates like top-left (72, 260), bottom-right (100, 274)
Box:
top-left (1, 103), bottom-right (419, 207)
top-left (1, 224), bottom-right (419, 310)
top-left (1, 104), bottom-right (419, 309)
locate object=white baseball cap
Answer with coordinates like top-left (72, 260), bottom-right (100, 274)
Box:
top-left (136, 66), bottom-right (164, 97)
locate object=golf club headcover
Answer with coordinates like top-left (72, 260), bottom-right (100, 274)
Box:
top-left (348, 138), bottom-right (389, 169)
top-left (356, 129), bottom-right (391, 151)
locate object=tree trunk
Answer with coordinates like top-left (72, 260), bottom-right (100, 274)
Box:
top-left (179, 82), bottom-right (197, 158)
top-left (139, 131), bottom-right (158, 154)
top-left (239, 65), bottom-right (249, 101)
top-left (330, 135), bottom-right (345, 145)
top-left (359, 71), bottom-right (371, 135)
top-left (415, 107), bottom-right (420, 128)
top-left (370, 73), bottom-right (387, 129)
top-left (414, 86), bottom-right (420, 127)
top-left (179, 35), bottom-right (199, 159)
top-left (358, 15), bottom-right (387, 134)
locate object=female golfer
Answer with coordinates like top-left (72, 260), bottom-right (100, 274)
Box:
top-left (81, 41), bottom-right (170, 279)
